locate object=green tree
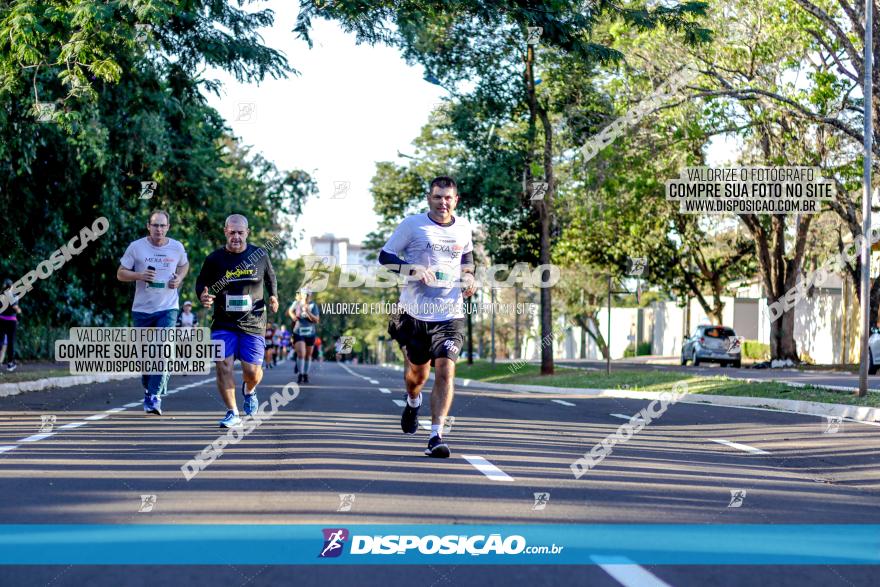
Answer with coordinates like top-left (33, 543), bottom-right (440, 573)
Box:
top-left (0, 1), bottom-right (315, 357)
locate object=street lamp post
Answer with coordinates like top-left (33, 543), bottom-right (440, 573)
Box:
top-left (490, 286), bottom-right (496, 365)
top-left (858, 0), bottom-right (874, 398)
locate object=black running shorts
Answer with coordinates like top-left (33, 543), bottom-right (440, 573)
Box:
top-left (388, 312), bottom-right (465, 365)
top-left (293, 333), bottom-right (316, 346)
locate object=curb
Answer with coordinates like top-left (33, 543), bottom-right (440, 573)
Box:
top-left (376, 363), bottom-right (880, 424)
top-left (0, 373), bottom-right (140, 398)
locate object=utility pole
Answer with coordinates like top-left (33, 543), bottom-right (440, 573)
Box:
top-left (490, 287), bottom-right (496, 364)
top-left (514, 285), bottom-right (520, 360)
top-left (858, 0), bottom-right (873, 398)
top-left (467, 298), bottom-right (474, 365)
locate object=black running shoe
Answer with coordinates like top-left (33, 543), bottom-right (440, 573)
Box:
top-left (424, 435), bottom-right (450, 458)
top-left (297, 373), bottom-right (303, 384)
top-left (400, 398), bottom-right (419, 434)
top-left (303, 374), bottom-right (309, 383)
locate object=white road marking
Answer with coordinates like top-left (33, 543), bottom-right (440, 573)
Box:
top-left (20, 433), bottom-right (55, 442)
top-left (105, 407), bottom-right (126, 414)
top-left (709, 438), bottom-right (769, 455)
top-left (553, 400), bottom-right (576, 406)
top-left (392, 399), bottom-right (406, 408)
top-left (419, 419), bottom-right (431, 431)
top-left (123, 402), bottom-right (141, 408)
top-left (368, 379), bottom-right (379, 385)
top-left (592, 556), bottom-right (672, 587)
top-left (58, 422), bottom-right (86, 430)
top-left (379, 387), bottom-right (391, 394)
top-left (611, 413), bottom-right (644, 421)
top-left (84, 414), bottom-right (108, 421)
top-left (0, 446), bottom-right (16, 454)
top-left (462, 455), bottom-right (515, 482)
top-left (339, 363), bottom-right (372, 381)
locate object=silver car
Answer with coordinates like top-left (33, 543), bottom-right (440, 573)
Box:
top-left (681, 325), bottom-right (742, 368)
top-left (869, 327), bottom-right (880, 374)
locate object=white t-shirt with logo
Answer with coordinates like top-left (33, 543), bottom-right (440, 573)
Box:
top-left (120, 237), bottom-right (188, 313)
top-left (381, 213), bottom-right (473, 321)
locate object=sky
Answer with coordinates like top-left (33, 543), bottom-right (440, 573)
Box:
top-left (201, 2), bottom-right (444, 258)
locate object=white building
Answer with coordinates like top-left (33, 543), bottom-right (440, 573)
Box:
top-left (310, 233), bottom-right (371, 267)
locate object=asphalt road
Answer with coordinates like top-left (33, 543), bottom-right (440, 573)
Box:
top-left (0, 359), bottom-right (878, 586)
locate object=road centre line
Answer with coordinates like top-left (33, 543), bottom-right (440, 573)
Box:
top-left (708, 438), bottom-right (769, 455)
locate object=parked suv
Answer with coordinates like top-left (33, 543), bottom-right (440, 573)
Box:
top-left (681, 325), bottom-right (742, 368)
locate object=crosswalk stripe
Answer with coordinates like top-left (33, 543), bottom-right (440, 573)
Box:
top-left (592, 556), bottom-right (672, 587)
top-left (708, 438), bottom-right (769, 455)
top-left (58, 422), bottom-right (86, 430)
top-left (462, 455), bottom-right (515, 482)
top-left (611, 413), bottom-right (644, 421)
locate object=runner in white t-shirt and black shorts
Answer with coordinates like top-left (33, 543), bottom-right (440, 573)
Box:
top-left (379, 176), bottom-right (476, 458)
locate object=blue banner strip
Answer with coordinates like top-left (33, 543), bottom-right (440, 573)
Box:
top-left (0, 525), bottom-right (877, 565)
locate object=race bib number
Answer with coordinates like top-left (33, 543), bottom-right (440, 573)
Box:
top-left (434, 266), bottom-right (455, 289)
top-left (297, 325), bottom-right (315, 336)
top-left (226, 294), bottom-right (253, 312)
top-left (147, 281), bottom-right (166, 289)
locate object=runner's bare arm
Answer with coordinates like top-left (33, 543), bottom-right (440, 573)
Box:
top-left (117, 265), bottom-right (153, 283)
top-left (194, 257), bottom-right (216, 305)
top-left (460, 251), bottom-right (476, 298)
top-left (168, 262), bottom-right (189, 289)
top-left (303, 303), bottom-right (320, 324)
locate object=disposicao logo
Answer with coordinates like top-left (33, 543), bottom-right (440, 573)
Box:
top-left (319, 528), bottom-right (349, 558)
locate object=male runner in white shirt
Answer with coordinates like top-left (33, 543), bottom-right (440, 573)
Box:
top-left (380, 176), bottom-right (476, 458)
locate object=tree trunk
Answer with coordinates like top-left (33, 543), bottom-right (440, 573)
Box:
top-left (740, 212), bottom-right (811, 362)
top-left (525, 42), bottom-right (555, 375)
top-left (581, 314), bottom-right (609, 359)
top-left (539, 207), bottom-right (554, 374)
top-left (772, 307), bottom-right (799, 360)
